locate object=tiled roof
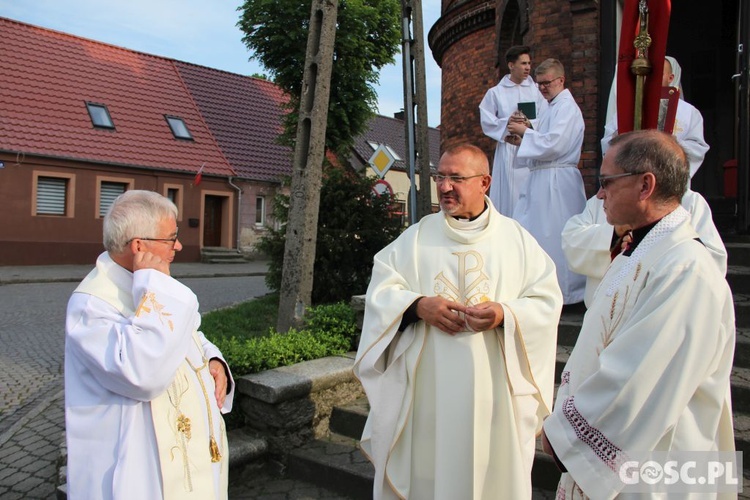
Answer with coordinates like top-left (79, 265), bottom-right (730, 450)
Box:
top-left (0, 17), bottom-right (438, 184)
top-left (0, 17), bottom-right (234, 178)
top-left (174, 62), bottom-right (292, 182)
top-left (351, 114), bottom-right (441, 173)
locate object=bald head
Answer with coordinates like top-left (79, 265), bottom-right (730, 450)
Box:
top-left (441, 144), bottom-right (490, 176)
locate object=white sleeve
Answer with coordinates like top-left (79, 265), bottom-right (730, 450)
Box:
top-left (683, 191), bottom-right (728, 276)
top-left (561, 197), bottom-right (613, 279)
top-left (65, 270), bottom-right (199, 401)
top-left (479, 88), bottom-right (510, 142)
top-left (680, 107), bottom-right (710, 178)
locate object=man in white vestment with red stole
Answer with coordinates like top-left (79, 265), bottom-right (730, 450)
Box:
top-left (542, 130), bottom-right (735, 499)
top-left (355, 144), bottom-right (563, 499)
top-left (65, 190), bottom-right (234, 500)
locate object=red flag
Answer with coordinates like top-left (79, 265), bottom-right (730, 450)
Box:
top-left (193, 163), bottom-right (205, 186)
top-left (617, 0), bottom-right (671, 133)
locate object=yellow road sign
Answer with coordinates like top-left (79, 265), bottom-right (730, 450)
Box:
top-left (368, 144), bottom-right (396, 178)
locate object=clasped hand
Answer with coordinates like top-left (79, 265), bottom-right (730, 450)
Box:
top-left (416, 296), bottom-right (504, 335)
top-left (506, 112), bottom-right (530, 137)
top-left (505, 112), bottom-right (530, 146)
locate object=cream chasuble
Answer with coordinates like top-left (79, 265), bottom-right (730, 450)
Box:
top-left (355, 200), bottom-right (562, 500)
top-left (65, 252), bottom-right (231, 500)
top-left (544, 208), bottom-right (736, 500)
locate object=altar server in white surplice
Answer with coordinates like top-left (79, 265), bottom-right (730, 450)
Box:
top-left (354, 144), bottom-right (563, 500)
top-left (480, 45), bottom-right (548, 216)
top-left (562, 190), bottom-right (727, 307)
top-left (542, 131), bottom-right (736, 499)
top-left (506, 58), bottom-right (587, 304)
top-left (65, 190), bottom-right (234, 500)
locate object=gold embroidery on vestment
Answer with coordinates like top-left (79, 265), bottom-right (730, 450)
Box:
top-left (167, 374), bottom-right (194, 492)
top-left (434, 250), bottom-right (490, 305)
top-left (135, 292), bottom-right (174, 331)
top-left (599, 264), bottom-right (641, 354)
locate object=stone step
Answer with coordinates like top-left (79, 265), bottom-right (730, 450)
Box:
top-left (200, 247), bottom-right (247, 264)
top-left (737, 328), bottom-right (750, 369)
top-left (732, 366), bottom-right (750, 414)
top-left (726, 242), bottom-right (750, 267)
top-left (735, 413), bottom-right (750, 458)
top-left (287, 435), bottom-right (373, 500)
top-left (736, 296), bottom-right (750, 329)
top-left (329, 396), bottom-right (368, 441)
top-left (728, 266), bottom-right (750, 295)
top-left (227, 427), bottom-right (269, 480)
top-left (557, 318), bottom-right (583, 347)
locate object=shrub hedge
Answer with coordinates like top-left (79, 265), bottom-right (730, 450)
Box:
top-left (207, 300), bottom-right (358, 376)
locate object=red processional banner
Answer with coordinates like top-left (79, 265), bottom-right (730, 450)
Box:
top-left (617, 0), bottom-right (672, 133)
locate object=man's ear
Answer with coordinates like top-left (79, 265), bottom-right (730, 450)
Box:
top-left (129, 238), bottom-right (141, 254)
top-left (639, 172), bottom-right (657, 201)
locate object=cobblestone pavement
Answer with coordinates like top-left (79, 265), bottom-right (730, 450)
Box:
top-left (0, 263), bottom-right (271, 499)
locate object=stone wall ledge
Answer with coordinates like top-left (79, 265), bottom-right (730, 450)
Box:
top-left (236, 352), bottom-right (358, 404)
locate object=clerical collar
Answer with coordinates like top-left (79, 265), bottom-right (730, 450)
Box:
top-left (452, 203), bottom-right (488, 222)
top-left (447, 204), bottom-right (490, 232)
top-left (623, 219), bottom-right (661, 256)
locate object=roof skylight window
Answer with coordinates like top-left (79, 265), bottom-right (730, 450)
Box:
top-left (165, 116), bottom-right (194, 140)
top-left (85, 102), bottom-right (115, 129)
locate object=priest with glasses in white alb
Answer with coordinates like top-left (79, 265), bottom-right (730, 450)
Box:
top-left (65, 190), bottom-right (233, 500)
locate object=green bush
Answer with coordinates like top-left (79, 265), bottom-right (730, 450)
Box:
top-left (206, 300), bottom-right (358, 377)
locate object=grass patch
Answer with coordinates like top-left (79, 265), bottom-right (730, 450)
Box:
top-left (201, 293), bottom-right (279, 340)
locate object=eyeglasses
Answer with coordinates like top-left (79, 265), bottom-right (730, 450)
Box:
top-left (432, 174), bottom-right (485, 185)
top-left (127, 228), bottom-right (180, 248)
top-left (597, 171), bottom-right (645, 189)
top-left (536, 76), bottom-right (562, 89)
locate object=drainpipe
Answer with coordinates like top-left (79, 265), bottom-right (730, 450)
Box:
top-left (227, 177), bottom-right (243, 252)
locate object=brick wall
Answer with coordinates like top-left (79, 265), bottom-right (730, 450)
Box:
top-left (441, 25), bottom-right (497, 156)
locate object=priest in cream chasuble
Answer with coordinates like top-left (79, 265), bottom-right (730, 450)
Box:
top-left (355, 144), bottom-right (562, 500)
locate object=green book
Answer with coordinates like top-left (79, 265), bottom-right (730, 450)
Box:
top-left (517, 101), bottom-right (537, 120)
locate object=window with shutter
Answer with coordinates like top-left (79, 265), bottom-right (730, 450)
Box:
top-left (99, 182), bottom-right (127, 217)
top-left (36, 177), bottom-right (67, 215)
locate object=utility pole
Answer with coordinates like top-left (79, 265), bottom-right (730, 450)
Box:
top-left (277, 0), bottom-right (338, 332)
top-left (401, 0), bottom-right (432, 223)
